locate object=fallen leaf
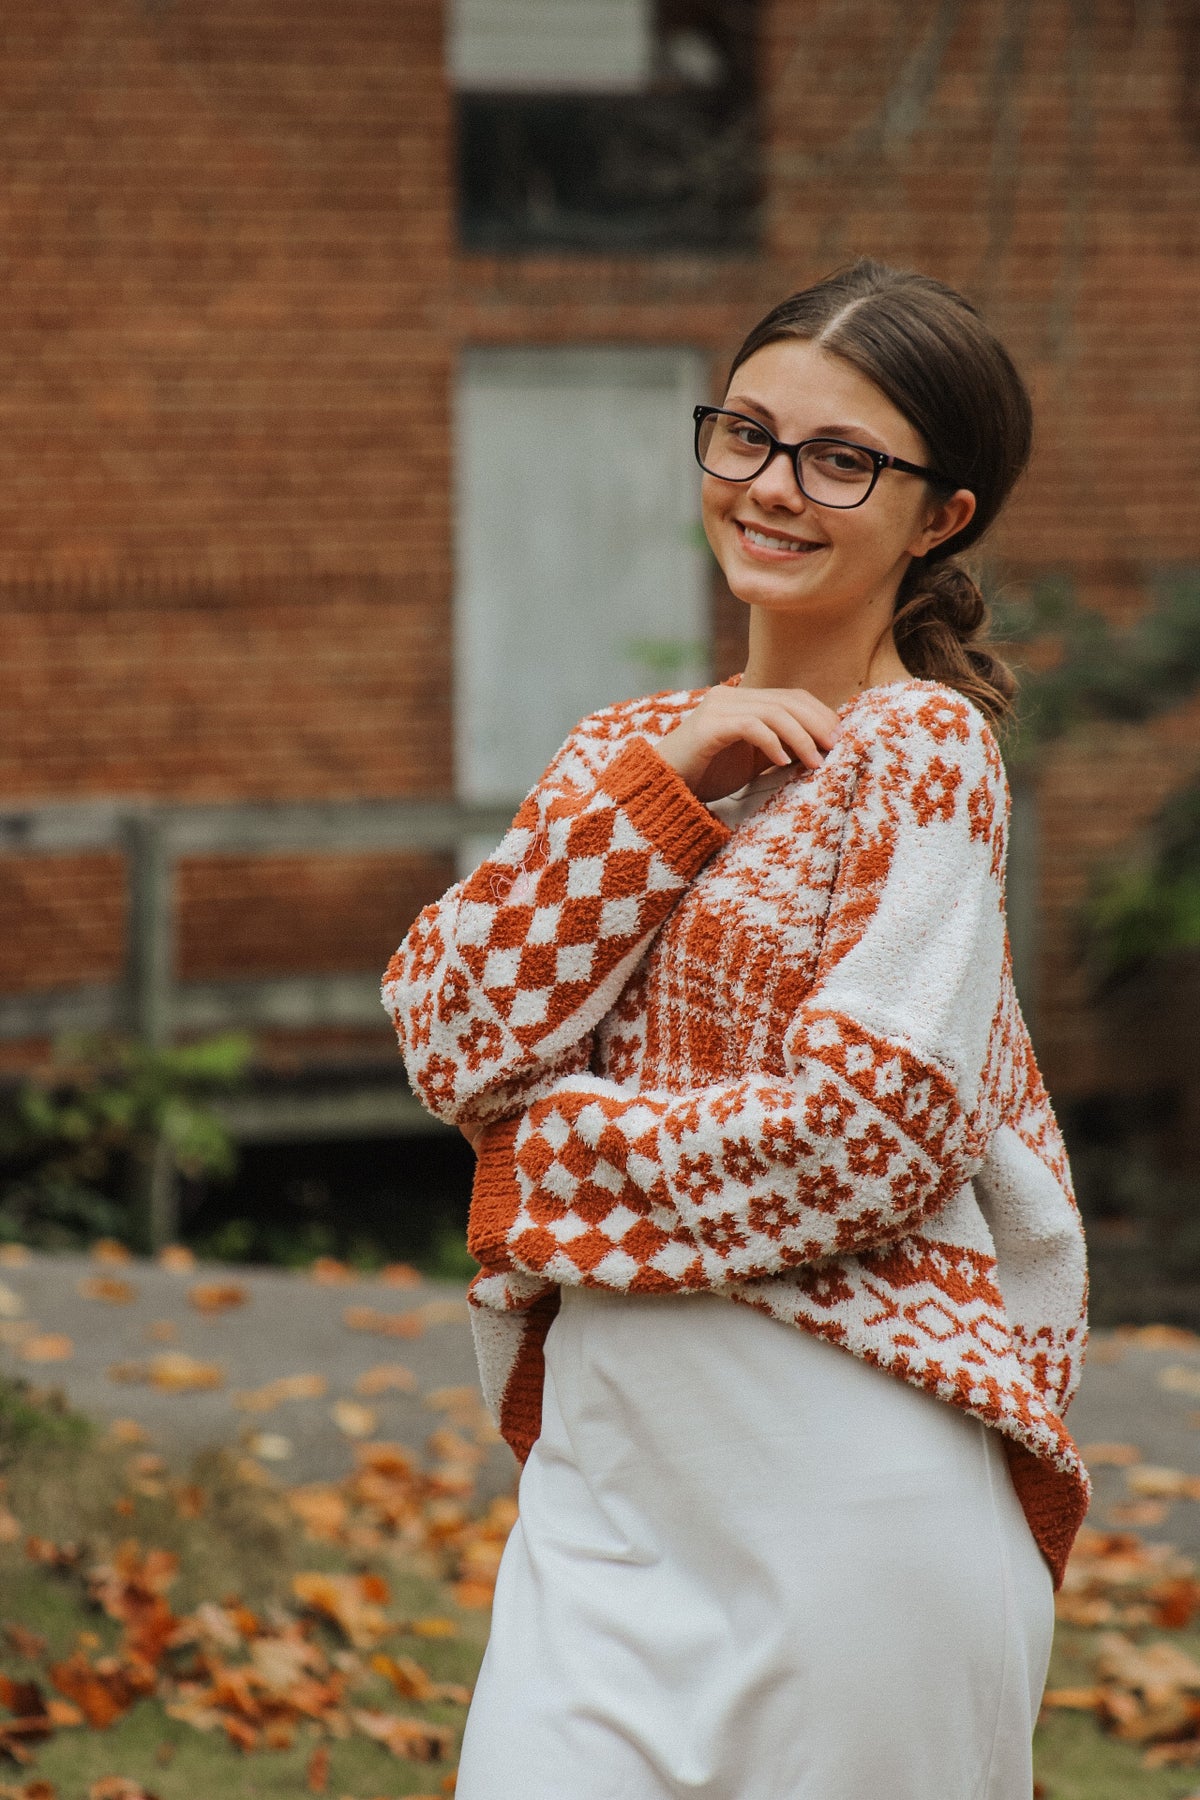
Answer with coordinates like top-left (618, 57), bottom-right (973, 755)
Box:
top-left (90, 1240), bottom-right (133, 1266)
top-left (332, 1401), bottom-right (377, 1439)
top-left (0, 1780), bottom-right (57, 1798)
top-left (354, 1364), bottom-right (417, 1397)
top-left (24, 1539), bottom-right (80, 1571)
top-left (306, 1743), bottom-right (330, 1793)
top-left (1128, 1466), bottom-right (1200, 1501)
top-left (88, 1780), bottom-right (160, 1800)
top-left (1115, 1324), bottom-right (1200, 1350)
top-left (408, 1618), bottom-right (457, 1639)
top-left (156, 1245), bottom-right (195, 1273)
top-left (351, 1710), bottom-right (453, 1762)
top-left (242, 1433), bottom-right (293, 1462)
top-left (1159, 1366), bottom-right (1200, 1398)
top-left (0, 1283), bottom-right (24, 1319)
top-left (310, 1258), bottom-right (355, 1285)
top-left (292, 1573), bottom-right (390, 1649)
top-left (1041, 1686), bottom-right (1104, 1711)
top-left (48, 1653), bottom-right (152, 1728)
top-left (19, 1335), bottom-right (73, 1364)
top-left (1109, 1500), bottom-right (1172, 1527)
top-left (1083, 1442), bottom-right (1144, 1467)
top-left (108, 1420), bottom-right (151, 1446)
top-left (450, 1580), bottom-right (494, 1610)
top-left (0, 1323), bottom-right (35, 1348)
top-left (0, 1246), bottom-right (30, 1267)
top-left (343, 1306), bottom-right (424, 1339)
top-left (371, 1653), bottom-right (470, 1706)
top-left (379, 1263), bottom-right (422, 1289)
top-left (77, 1276), bottom-right (137, 1305)
top-left (287, 1487), bottom-right (349, 1543)
top-left (2, 1624), bottom-right (47, 1661)
top-left (44, 1702), bottom-right (82, 1729)
top-left (188, 1281), bottom-right (248, 1315)
top-left (144, 1320), bottom-right (178, 1344)
top-left (0, 1511), bottom-right (21, 1547)
top-left (234, 1373), bottom-right (327, 1412)
top-left (138, 1354), bottom-right (223, 1392)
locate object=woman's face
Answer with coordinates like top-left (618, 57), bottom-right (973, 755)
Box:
top-left (701, 337), bottom-right (972, 625)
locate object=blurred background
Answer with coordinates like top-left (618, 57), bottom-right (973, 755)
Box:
top-left (0, 0), bottom-right (1197, 1322)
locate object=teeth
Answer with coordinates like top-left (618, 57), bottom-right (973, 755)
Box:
top-left (742, 525), bottom-right (818, 551)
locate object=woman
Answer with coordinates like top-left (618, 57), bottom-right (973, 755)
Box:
top-left (384, 260), bottom-right (1090, 1799)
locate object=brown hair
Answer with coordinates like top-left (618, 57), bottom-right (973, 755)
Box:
top-left (728, 259), bottom-right (1031, 727)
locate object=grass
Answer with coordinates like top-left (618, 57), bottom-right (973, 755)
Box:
top-left (0, 1376), bottom-right (489, 1797)
top-left (1034, 1621), bottom-right (1200, 1799)
top-left (5, 1377), bottom-right (1200, 1798)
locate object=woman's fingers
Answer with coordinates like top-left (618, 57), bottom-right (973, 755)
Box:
top-left (657, 684), bottom-right (846, 796)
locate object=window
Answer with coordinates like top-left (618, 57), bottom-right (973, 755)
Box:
top-left (454, 347), bottom-right (709, 808)
top-left (450, 1), bottom-right (759, 252)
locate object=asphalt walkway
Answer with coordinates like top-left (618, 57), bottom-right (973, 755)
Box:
top-left (2, 1249), bottom-right (1199, 1553)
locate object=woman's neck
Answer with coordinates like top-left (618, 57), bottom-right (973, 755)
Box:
top-left (741, 603), bottom-right (911, 709)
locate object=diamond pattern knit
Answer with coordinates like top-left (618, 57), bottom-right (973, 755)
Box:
top-left (383, 680), bottom-right (1091, 1589)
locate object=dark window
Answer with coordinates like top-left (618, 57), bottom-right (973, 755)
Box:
top-left (456, 2), bottom-right (759, 253)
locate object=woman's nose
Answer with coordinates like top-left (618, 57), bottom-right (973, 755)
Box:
top-left (747, 448), bottom-right (808, 510)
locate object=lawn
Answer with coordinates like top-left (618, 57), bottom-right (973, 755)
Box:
top-left (4, 1373), bottom-right (1200, 1800)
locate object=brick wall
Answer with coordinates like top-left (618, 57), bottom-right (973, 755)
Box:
top-left (2, 0), bottom-right (1198, 1115)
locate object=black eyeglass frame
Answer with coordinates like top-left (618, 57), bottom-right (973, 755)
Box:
top-left (692, 405), bottom-right (957, 509)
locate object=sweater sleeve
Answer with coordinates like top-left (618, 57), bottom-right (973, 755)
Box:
top-left (383, 716), bottom-right (731, 1128)
top-left (468, 690), bottom-right (1012, 1289)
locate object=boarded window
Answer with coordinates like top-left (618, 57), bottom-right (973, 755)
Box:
top-left (454, 346), bottom-right (709, 809)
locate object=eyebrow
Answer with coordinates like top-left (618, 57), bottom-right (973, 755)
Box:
top-left (724, 392), bottom-right (889, 452)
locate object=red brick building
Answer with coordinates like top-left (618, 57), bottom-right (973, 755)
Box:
top-left (2, 1), bottom-right (1198, 1144)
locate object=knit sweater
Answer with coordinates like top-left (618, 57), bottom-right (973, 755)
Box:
top-left (383, 679), bottom-right (1091, 1589)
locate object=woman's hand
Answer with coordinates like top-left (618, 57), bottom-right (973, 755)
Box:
top-left (657, 685), bottom-right (843, 801)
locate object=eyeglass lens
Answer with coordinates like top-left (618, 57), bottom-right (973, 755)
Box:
top-left (696, 412), bottom-right (879, 508)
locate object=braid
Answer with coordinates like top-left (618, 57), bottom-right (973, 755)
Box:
top-left (892, 557), bottom-right (1016, 728)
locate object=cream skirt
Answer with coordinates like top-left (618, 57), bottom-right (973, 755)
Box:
top-left (457, 1285), bottom-right (1055, 1800)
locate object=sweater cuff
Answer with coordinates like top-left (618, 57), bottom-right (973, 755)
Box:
top-left (466, 1115), bottom-right (524, 1268)
top-left (598, 736), bottom-right (731, 878)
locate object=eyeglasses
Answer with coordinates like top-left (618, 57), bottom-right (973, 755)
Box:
top-left (692, 405), bottom-right (955, 509)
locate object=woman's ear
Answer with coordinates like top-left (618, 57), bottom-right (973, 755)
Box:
top-left (909, 488), bottom-right (976, 558)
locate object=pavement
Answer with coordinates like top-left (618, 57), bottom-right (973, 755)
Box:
top-left (2, 1249), bottom-right (1200, 1555)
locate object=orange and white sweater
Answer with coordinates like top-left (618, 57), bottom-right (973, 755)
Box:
top-left (383, 680), bottom-right (1091, 1588)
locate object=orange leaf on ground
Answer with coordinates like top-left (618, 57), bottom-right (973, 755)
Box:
top-left (292, 1573), bottom-right (390, 1649)
top-left (351, 1710), bottom-right (453, 1762)
top-left (152, 1354), bottom-right (224, 1391)
top-left (287, 1486), bottom-right (349, 1543)
top-left (450, 1581), bottom-right (494, 1611)
top-left (90, 1240), bottom-right (133, 1266)
top-left (1114, 1324), bottom-right (1200, 1350)
top-left (48, 1653), bottom-right (151, 1729)
top-left (143, 1321), bottom-right (178, 1345)
top-left (77, 1276), bottom-right (136, 1306)
top-left (1158, 1366), bottom-right (1200, 1397)
top-left (24, 1539), bottom-right (81, 1571)
top-left (0, 1510), bottom-right (21, 1546)
top-left (156, 1245), bottom-right (195, 1273)
top-left (380, 1263), bottom-right (422, 1288)
top-left (2, 1625), bottom-right (47, 1660)
top-left (234, 1373), bottom-right (327, 1412)
top-left (1128, 1465), bottom-right (1200, 1500)
top-left (343, 1306), bottom-right (425, 1340)
top-left (305, 1743), bottom-right (330, 1793)
top-left (331, 1401), bottom-right (376, 1439)
top-left (0, 1246), bottom-right (29, 1267)
top-left (354, 1364), bottom-right (417, 1397)
top-left (371, 1654), bottom-right (470, 1707)
top-left (1083, 1442), bottom-right (1143, 1467)
top-left (188, 1281), bottom-right (248, 1315)
top-left (0, 1780), bottom-right (57, 1798)
top-left (108, 1420), bottom-right (150, 1446)
top-left (1041, 1687), bottom-right (1104, 1711)
top-left (88, 1781), bottom-right (160, 1800)
top-left (43, 1702), bottom-right (82, 1729)
top-left (1109, 1501), bottom-right (1172, 1528)
top-left (19, 1336), bottom-right (73, 1364)
top-left (309, 1258), bottom-right (355, 1285)
top-left (408, 1618), bottom-right (457, 1639)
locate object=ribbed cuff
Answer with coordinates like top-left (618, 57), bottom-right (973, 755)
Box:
top-left (598, 737), bottom-right (731, 877)
top-left (465, 1115), bottom-right (523, 1268)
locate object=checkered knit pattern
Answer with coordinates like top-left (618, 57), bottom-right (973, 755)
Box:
top-left (383, 680), bottom-right (1091, 1589)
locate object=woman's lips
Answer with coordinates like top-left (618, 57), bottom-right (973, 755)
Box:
top-left (737, 521), bottom-right (826, 558)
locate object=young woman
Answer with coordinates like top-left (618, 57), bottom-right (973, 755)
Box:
top-left (384, 260), bottom-right (1090, 1800)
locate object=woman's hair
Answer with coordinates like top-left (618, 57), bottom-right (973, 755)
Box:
top-left (727, 259), bottom-right (1031, 727)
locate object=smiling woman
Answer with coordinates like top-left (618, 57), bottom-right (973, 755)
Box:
top-left (383, 259), bottom-right (1088, 1800)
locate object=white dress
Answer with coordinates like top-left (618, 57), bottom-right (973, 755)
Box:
top-left (456, 769), bottom-right (1056, 1800)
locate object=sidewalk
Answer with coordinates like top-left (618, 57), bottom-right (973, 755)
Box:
top-left (2, 1248), bottom-right (1199, 1553)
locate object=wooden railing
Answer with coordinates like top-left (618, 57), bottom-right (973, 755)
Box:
top-left (0, 794), bottom-right (519, 1145)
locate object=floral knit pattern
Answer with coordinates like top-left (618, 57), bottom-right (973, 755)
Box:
top-left (383, 680), bottom-right (1091, 1589)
